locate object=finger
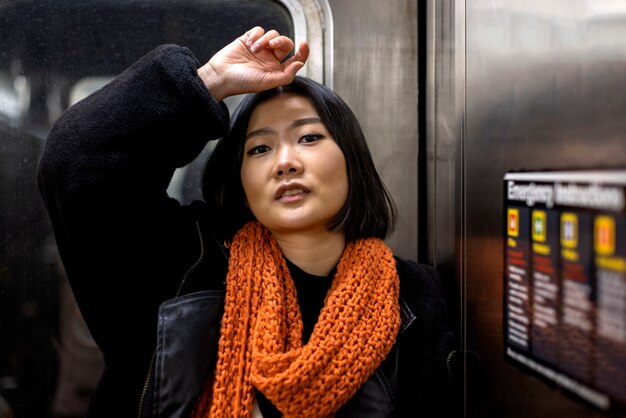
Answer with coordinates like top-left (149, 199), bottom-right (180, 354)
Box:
top-left (294, 40), bottom-right (310, 64)
top-left (250, 29), bottom-right (279, 53)
top-left (283, 41), bottom-right (310, 67)
top-left (261, 70), bottom-right (299, 91)
top-left (268, 35), bottom-right (295, 61)
top-left (243, 26), bottom-right (265, 47)
top-left (282, 61), bottom-right (306, 79)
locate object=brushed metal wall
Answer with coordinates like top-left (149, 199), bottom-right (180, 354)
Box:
top-left (428, 0), bottom-right (626, 416)
top-left (329, 0), bottom-right (418, 261)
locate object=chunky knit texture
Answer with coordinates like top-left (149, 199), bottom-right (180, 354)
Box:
top-left (191, 221), bottom-right (401, 418)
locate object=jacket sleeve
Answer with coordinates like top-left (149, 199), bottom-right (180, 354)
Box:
top-left (37, 44), bottom-right (229, 359)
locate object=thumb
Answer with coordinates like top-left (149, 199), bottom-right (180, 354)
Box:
top-left (283, 61), bottom-right (305, 80)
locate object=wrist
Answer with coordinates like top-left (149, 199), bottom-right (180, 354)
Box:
top-left (198, 62), bottom-right (228, 102)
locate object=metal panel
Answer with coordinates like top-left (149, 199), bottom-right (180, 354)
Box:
top-left (329, 0), bottom-right (418, 260)
top-left (425, 0), bottom-right (466, 412)
top-left (430, 0), bottom-right (626, 416)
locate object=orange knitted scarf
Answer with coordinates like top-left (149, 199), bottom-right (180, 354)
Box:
top-left (191, 221), bottom-right (400, 418)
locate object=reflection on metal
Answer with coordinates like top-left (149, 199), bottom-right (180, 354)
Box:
top-left (429, 0), bottom-right (626, 416)
top-left (0, 75), bottom-right (30, 121)
top-left (426, 0), bottom-right (466, 268)
top-left (69, 77), bottom-right (114, 106)
top-left (425, 1), bottom-right (466, 412)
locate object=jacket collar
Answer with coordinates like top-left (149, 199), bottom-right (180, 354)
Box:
top-left (398, 294), bottom-right (416, 334)
top-left (395, 256), bottom-right (422, 335)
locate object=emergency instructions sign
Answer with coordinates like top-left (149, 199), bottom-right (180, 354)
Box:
top-left (503, 171), bottom-right (626, 410)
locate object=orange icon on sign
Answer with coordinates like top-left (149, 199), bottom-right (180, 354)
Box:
top-left (508, 208), bottom-right (519, 237)
top-left (595, 216), bottom-right (615, 256)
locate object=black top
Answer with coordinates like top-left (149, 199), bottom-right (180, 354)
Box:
top-left (256, 259), bottom-right (335, 417)
top-left (289, 259), bottom-right (336, 343)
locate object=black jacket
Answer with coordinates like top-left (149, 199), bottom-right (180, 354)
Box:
top-left (38, 44), bottom-right (456, 418)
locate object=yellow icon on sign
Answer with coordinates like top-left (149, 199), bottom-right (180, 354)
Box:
top-left (508, 208), bottom-right (519, 237)
top-left (595, 216), bottom-right (615, 256)
top-left (532, 210), bottom-right (546, 243)
top-left (561, 213), bottom-right (578, 249)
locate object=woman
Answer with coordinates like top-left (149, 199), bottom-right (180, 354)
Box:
top-left (38, 27), bottom-right (454, 417)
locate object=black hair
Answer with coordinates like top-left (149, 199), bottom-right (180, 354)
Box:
top-left (202, 76), bottom-right (397, 241)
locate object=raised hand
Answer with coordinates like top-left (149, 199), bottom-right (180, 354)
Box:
top-left (198, 27), bottom-right (310, 101)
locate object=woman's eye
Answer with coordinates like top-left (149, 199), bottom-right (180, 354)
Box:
top-left (299, 134), bottom-right (323, 143)
top-left (246, 145), bottom-right (270, 155)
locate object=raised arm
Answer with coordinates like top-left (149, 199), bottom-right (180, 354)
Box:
top-left (37, 28), bottom-right (307, 357)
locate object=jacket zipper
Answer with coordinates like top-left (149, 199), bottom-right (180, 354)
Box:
top-left (446, 349), bottom-right (458, 381)
top-left (137, 221), bottom-right (205, 418)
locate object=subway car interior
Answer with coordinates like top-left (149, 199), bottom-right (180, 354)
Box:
top-left (1, 0), bottom-right (625, 417)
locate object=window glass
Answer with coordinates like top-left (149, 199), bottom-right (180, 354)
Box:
top-left (0, 1), bottom-right (293, 416)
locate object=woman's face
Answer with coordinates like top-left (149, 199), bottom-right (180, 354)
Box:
top-left (240, 93), bottom-right (349, 235)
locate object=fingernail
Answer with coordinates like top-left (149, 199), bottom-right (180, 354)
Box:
top-left (250, 43), bottom-right (261, 53)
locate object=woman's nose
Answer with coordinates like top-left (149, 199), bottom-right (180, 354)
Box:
top-left (273, 145), bottom-right (303, 177)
